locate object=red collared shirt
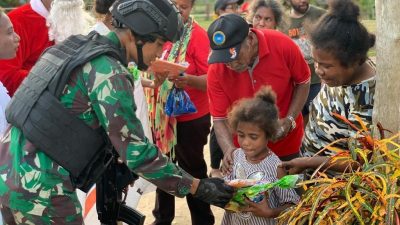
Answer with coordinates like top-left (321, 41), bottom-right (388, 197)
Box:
top-left (162, 22), bottom-right (210, 122)
top-left (207, 28), bottom-right (310, 156)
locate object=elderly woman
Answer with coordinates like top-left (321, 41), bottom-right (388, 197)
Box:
top-left (247, 0), bottom-right (285, 29)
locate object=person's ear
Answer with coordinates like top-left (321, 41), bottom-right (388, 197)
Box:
top-left (247, 31), bottom-right (257, 47)
top-left (128, 31), bottom-right (138, 44)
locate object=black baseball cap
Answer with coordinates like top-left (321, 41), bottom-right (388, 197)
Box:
top-left (214, 0), bottom-right (244, 14)
top-left (207, 14), bottom-right (249, 64)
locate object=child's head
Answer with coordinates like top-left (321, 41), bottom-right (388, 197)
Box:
top-left (228, 86), bottom-right (279, 159)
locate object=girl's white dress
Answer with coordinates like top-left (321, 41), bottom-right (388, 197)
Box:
top-left (222, 149), bottom-right (300, 225)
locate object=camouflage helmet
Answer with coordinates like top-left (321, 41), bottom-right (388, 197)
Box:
top-left (110, 0), bottom-right (183, 42)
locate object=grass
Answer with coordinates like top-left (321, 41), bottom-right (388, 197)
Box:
top-left (362, 20), bottom-right (377, 33)
top-left (195, 18), bottom-right (214, 29)
top-left (362, 20), bottom-right (377, 57)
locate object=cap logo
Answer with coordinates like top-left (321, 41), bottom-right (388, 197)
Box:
top-left (229, 48), bottom-right (237, 59)
top-left (212, 31), bottom-right (226, 45)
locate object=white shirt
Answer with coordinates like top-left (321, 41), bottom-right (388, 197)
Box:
top-left (30, 0), bottom-right (50, 18)
top-left (0, 82), bottom-right (10, 134)
top-left (222, 149), bottom-right (299, 225)
top-left (92, 21), bottom-right (110, 36)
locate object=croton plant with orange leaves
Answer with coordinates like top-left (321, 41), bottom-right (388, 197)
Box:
top-left (278, 113), bottom-right (400, 225)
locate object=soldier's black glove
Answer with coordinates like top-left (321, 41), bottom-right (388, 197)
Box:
top-left (193, 177), bottom-right (234, 208)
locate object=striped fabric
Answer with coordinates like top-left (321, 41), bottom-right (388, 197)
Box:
top-left (222, 149), bottom-right (299, 225)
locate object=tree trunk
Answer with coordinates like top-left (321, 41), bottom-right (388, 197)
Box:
top-left (372, 0), bottom-right (400, 135)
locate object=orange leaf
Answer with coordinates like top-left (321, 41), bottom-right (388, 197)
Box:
top-left (332, 112), bottom-right (360, 132)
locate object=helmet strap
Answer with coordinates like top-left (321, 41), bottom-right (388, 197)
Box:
top-left (135, 41), bottom-right (148, 71)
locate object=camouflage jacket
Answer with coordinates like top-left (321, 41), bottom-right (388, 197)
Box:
top-left (303, 77), bottom-right (376, 156)
top-left (0, 32), bottom-right (193, 218)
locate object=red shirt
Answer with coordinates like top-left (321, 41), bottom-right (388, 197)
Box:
top-left (0, 4), bottom-right (54, 96)
top-left (207, 29), bottom-right (310, 157)
top-left (240, 2), bottom-right (250, 14)
top-left (163, 22), bottom-right (210, 122)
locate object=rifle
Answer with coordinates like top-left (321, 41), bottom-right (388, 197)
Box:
top-left (96, 151), bottom-right (146, 225)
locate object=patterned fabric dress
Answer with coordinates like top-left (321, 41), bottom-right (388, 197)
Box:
top-left (222, 149), bottom-right (299, 225)
top-left (145, 18), bottom-right (193, 154)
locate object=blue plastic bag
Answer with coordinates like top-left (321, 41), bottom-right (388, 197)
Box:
top-left (165, 86), bottom-right (197, 117)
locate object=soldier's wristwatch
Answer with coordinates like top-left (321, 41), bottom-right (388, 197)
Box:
top-left (287, 115), bottom-right (296, 131)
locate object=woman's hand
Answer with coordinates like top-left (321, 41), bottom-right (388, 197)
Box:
top-left (141, 72), bottom-right (169, 89)
top-left (280, 156), bottom-right (358, 174)
top-left (278, 157), bottom-right (309, 175)
top-left (169, 73), bottom-right (189, 88)
top-left (153, 72), bottom-right (169, 88)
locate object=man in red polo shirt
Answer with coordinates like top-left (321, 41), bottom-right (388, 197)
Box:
top-left (207, 14), bottom-right (310, 172)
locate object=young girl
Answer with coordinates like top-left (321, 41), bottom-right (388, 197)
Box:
top-left (222, 86), bottom-right (299, 225)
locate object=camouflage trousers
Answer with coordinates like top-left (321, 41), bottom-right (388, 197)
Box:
top-left (0, 205), bottom-right (84, 225)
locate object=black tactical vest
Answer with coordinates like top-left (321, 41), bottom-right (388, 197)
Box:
top-left (6, 31), bottom-right (127, 192)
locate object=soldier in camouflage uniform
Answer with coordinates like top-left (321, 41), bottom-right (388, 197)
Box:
top-left (279, 0), bottom-right (376, 175)
top-left (0, 0), bottom-right (234, 224)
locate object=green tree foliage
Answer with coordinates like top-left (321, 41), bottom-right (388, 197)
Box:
top-left (282, 0), bottom-right (375, 19)
top-left (0, 0), bottom-right (26, 8)
top-left (359, 0), bottom-right (375, 19)
top-left (310, 0), bottom-right (375, 19)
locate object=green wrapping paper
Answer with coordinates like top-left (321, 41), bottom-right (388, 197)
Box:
top-left (225, 175), bottom-right (301, 212)
top-left (128, 62), bottom-right (140, 81)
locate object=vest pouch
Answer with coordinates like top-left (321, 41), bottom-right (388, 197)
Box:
top-left (71, 144), bottom-right (114, 192)
top-left (19, 91), bottom-right (108, 192)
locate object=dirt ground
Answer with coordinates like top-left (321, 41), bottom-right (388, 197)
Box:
top-left (136, 141), bottom-right (225, 225)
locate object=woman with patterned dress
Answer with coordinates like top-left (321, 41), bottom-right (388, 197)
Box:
top-left (280, 0), bottom-right (376, 175)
